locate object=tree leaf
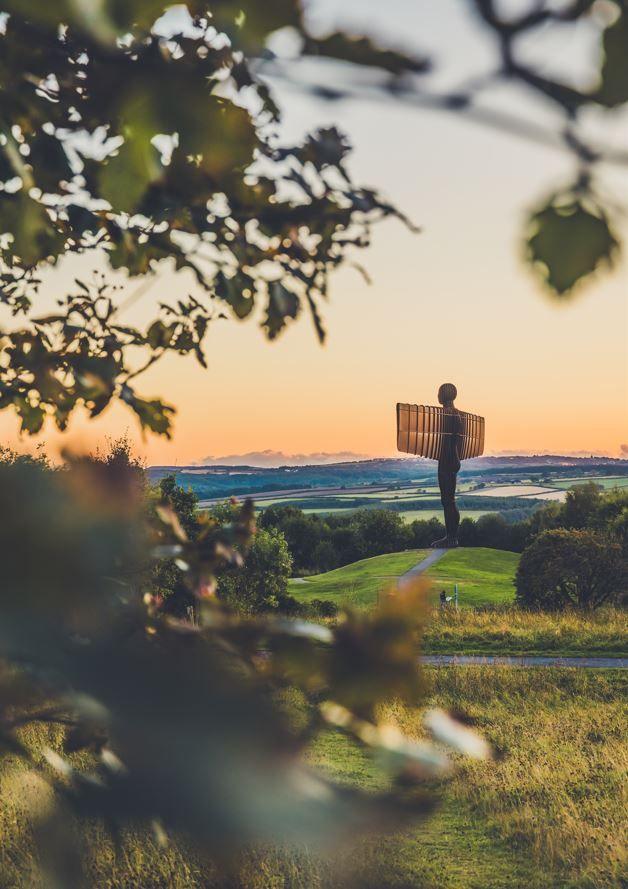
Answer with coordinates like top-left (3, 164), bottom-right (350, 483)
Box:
top-left (262, 281), bottom-right (300, 339)
top-left (302, 32), bottom-right (430, 76)
top-left (526, 197), bottom-right (619, 295)
top-left (215, 270), bottom-right (255, 319)
top-left (0, 193), bottom-right (65, 267)
top-left (14, 398), bottom-right (45, 434)
top-left (99, 134), bottom-right (163, 214)
top-left (103, 0), bottom-right (170, 32)
top-left (168, 92), bottom-right (258, 177)
top-left (146, 320), bottom-right (175, 350)
top-left (27, 133), bottom-right (73, 193)
top-left (122, 389), bottom-right (175, 437)
top-left (597, 11), bottom-right (628, 107)
top-left (0, 1), bottom-right (73, 26)
top-left (206, 0), bottom-right (303, 53)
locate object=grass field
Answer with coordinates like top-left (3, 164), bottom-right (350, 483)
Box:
top-left (288, 550), bottom-right (428, 608)
top-left (3, 669), bottom-right (624, 888)
top-left (427, 548), bottom-right (518, 608)
top-left (290, 548), bottom-right (519, 611)
top-left (375, 667), bottom-right (627, 889)
top-left (423, 606), bottom-right (628, 656)
top-left (466, 484), bottom-right (554, 497)
top-left (548, 475), bottom-right (628, 491)
top-left (398, 509), bottom-right (492, 522)
top-left (288, 549), bottom-right (628, 658)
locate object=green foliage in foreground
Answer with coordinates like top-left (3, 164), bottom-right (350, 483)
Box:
top-left (2, 4), bottom-right (627, 439)
top-left (288, 550), bottom-right (429, 609)
top-left (1, 455), bottom-right (481, 884)
top-left (2, 669), bottom-right (624, 888)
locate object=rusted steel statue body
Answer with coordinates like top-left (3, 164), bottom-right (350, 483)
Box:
top-left (396, 384), bottom-right (485, 548)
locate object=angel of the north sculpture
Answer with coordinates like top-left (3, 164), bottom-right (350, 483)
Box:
top-left (396, 383), bottom-right (485, 548)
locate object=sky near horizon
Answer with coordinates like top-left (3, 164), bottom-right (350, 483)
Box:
top-left (1, 0), bottom-right (627, 464)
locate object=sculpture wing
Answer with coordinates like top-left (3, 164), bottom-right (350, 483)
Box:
top-left (396, 403), bottom-right (485, 460)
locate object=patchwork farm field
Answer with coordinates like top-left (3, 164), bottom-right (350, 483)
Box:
top-left (241, 475), bottom-right (628, 519)
top-left (194, 465), bottom-right (628, 525)
top-left (397, 508), bottom-right (495, 522)
top-left (549, 475), bottom-right (628, 490)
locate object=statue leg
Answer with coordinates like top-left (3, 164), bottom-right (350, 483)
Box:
top-left (434, 465), bottom-right (460, 547)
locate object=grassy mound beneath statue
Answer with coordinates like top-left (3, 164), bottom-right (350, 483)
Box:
top-left (289, 547), bottom-right (518, 611)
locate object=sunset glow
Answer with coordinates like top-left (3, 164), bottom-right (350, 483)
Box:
top-left (2, 0), bottom-right (627, 464)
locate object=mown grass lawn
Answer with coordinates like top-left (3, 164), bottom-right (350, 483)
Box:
top-left (288, 549), bottom-right (428, 608)
top-left (290, 548), bottom-right (519, 611)
top-left (426, 548), bottom-right (518, 607)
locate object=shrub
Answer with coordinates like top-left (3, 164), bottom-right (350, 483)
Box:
top-left (217, 528), bottom-right (293, 613)
top-left (309, 598), bottom-right (340, 618)
top-left (516, 529), bottom-right (626, 610)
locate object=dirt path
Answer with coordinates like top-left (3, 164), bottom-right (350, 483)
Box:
top-left (421, 654), bottom-right (628, 669)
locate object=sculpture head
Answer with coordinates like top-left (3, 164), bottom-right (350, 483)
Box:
top-left (438, 383), bottom-right (457, 406)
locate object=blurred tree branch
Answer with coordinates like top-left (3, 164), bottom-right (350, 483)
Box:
top-left (0, 1), bottom-right (625, 437)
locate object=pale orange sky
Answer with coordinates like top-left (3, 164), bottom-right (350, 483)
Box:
top-left (1, 0), bottom-right (627, 464)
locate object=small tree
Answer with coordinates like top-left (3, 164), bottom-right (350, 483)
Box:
top-left (561, 483), bottom-right (603, 529)
top-left (157, 474), bottom-right (198, 536)
top-left (516, 529), bottom-right (626, 610)
top-left (410, 517), bottom-right (446, 548)
top-left (354, 509), bottom-right (412, 557)
top-left (147, 473), bottom-right (200, 614)
top-left (218, 527), bottom-right (293, 613)
top-left (311, 539), bottom-right (338, 573)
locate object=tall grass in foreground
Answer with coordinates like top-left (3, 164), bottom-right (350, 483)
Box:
top-left (1, 670), bottom-right (625, 888)
top-left (423, 606), bottom-right (628, 654)
top-left (383, 667), bottom-right (628, 889)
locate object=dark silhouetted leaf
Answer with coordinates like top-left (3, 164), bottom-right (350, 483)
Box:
top-left (122, 388), bottom-right (175, 436)
top-left (215, 270), bottom-right (255, 319)
top-left (99, 135), bottom-right (163, 214)
top-left (302, 32), bottom-right (430, 76)
top-left (263, 281), bottom-right (300, 339)
top-left (0, 193), bottom-right (65, 267)
top-left (598, 11), bottom-right (628, 107)
top-left (15, 398), bottom-right (45, 434)
top-left (27, 133), bottom-right (73, 193)
top-left (527, 197), bottom-right (619, 295)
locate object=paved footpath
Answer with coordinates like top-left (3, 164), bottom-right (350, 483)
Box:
top-left (421, 654), bottom-right (628, 669)
top-left (398, 548), bottom-right (447, 589)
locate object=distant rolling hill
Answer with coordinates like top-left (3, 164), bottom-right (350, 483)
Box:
top-left (147, 456), bottom-right (628, 506)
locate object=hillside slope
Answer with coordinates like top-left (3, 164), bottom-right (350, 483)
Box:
top-left (289, 547), bottom-right (519, 610)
